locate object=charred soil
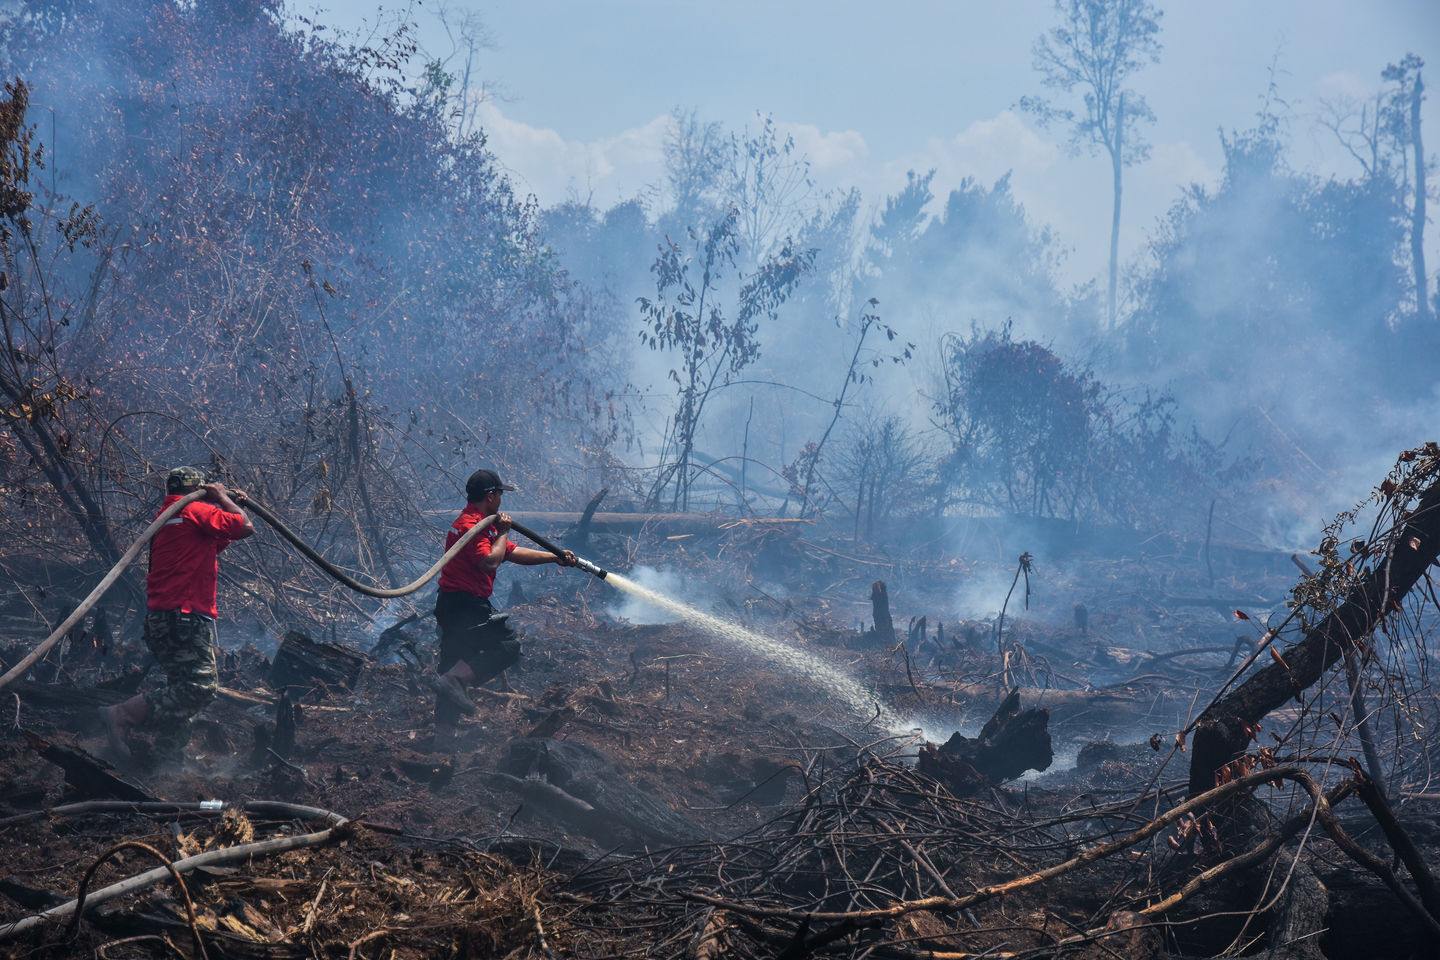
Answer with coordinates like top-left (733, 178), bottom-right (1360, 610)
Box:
top-left (1, 521), bottom-right (1436, 959)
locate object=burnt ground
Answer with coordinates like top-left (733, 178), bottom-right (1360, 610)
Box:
top-left (1, 522), bottom-right (1437, 959)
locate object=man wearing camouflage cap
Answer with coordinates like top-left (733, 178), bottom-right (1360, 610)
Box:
top-left (100, 466), bottom-right (255, 768)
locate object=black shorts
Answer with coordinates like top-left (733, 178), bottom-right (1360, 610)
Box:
top-left (434, 591), bottom-right (522, 719)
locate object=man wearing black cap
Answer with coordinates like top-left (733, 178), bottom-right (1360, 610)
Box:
top-left (100, 466), bottom-right (254, 767)
top-left (428, 468), bottom-right (576, 744)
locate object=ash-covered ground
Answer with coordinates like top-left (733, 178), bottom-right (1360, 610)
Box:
top-left (1, 522), bottom-right (1434, 959)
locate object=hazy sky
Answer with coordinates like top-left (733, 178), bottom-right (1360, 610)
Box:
top-left (319, 0), bottom-right (1440, 289)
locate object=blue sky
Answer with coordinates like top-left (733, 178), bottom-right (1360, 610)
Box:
top-left (317, 0), bottom-right (1440, 286)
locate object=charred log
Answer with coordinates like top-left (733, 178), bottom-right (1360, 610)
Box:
top-left (498, 737), bottom-right (706, 848)
top-left (1188, 476), bottom-right (1440, 798)
top-left (22, 731), bottom-right (155, 802)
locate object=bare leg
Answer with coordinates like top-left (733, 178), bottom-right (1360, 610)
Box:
top-left (100, 694), bottom-right (148, 759)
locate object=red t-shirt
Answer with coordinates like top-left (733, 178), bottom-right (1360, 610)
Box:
top-left (438, 504), bottom-right (515, 598)
top-left (146, 495), bottom-right (250, 619)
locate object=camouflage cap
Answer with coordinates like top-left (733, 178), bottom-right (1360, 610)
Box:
top-left (166, 465), bottom-right (206, 492)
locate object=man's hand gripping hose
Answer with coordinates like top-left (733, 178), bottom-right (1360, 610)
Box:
top-left (507, 519), bottom-right (608, 579)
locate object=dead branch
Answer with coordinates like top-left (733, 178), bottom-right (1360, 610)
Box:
top-left (673, 764), bottom-right (1430, 936)
top-left (0, 817), bottom-right (352, 942)
top-left (1189, 473), bottom-right (1440, 797)
top-left (1136, 780), bottom-right (1355, 921)
top-left (1352, 771), bottom-right (1440, 919)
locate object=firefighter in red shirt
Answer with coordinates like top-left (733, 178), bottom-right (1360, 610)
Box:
top-left (428, 468), bottom-right (575, 745)
top-left (100, 466), bottom-right (255, 766)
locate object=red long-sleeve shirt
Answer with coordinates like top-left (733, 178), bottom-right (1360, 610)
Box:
top-left (146, 495), bottom-right (250, 619)
top-left (437, 504), bottom-right (515, 598)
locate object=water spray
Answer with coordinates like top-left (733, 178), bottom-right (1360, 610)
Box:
top-left (509, 520), bottom-right (608, 579)
top-left (508, 518), bottom-right (902, 726)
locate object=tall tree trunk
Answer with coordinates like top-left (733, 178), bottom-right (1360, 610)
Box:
top-left (1410, 72), bottom-right (1429, 324)
top-left (1106, 94), bottom-right (1125, 326)
top-left (1188, 475), bottom-right (1440, 798)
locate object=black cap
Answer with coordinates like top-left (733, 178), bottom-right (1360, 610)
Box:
top-left (166, 465), bottom-right (206, 493)
top-left (465, 468), bottom-right (517, 502)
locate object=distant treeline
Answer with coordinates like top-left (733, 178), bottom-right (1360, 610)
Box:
top-left (0, 0), bottom-right (1434, 630)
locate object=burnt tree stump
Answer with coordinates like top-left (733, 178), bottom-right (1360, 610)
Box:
top-left (870, 580), bottom-right (895, 646)
top-left (269, 630), bottom-right (367, 701)
top-left (918, 688), bottom-right (1053, 795)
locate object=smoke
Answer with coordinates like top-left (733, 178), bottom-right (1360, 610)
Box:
top-left (605, 565), bottom-right (686, 624)
top-left (952, 565), bottom-right (1030, 626)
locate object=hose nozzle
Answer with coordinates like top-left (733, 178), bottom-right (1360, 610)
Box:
top-left (574, 556), bottom-right (608, 580)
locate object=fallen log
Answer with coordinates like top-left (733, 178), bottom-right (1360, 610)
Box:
top-left (8, 680), bottom-right (128, 723)
top-left (505, 511), bottom-right (813, 537)
top-left (497, 737), bottom-right (706, 848)
top-left (886, 681), bottom-right (1147, 711)
top-left (1188, 471), bottom-right (1440, 798)
top-left (22, 731), bottom-right (155, 803)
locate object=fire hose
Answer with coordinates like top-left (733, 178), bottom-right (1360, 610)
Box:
top-left (0, 495), bottom-right (608, 693)
top-left (508, 519), bottom-right (608, 580)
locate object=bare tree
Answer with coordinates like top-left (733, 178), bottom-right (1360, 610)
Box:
top-left (1320, 54), bottom-right (1431, 325)
top-left (0, 80), bottom-right (124, 575)
top-left (413, 3), bottom-right (495, 141)
top-left (638, 209), bottom-right (814, 511)
top-left (1382, 55), bottom-right (1430, 324)
top-left (661, 109), bottom-right (728, 238)
top-left (1021, 0), bottom-right (1162, 325)
top-left (726, 113), bottom-right (817, 271)
top-left (791, 299), bottom-right (910, 519)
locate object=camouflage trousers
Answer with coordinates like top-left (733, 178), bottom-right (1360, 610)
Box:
top-left (141, 610), bottom-right (219, 760)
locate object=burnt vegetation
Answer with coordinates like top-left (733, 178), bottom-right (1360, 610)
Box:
top-left (1, 1), bottom-right (1439, 958)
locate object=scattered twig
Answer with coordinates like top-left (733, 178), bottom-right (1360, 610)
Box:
top-left (66, 840), bottom-right (208, 960)
top-left (0, 819), bottom-right (349, 942)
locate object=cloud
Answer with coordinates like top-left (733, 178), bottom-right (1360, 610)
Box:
top-left (473, 102), bottom-right (878, 213)
top-left (864, 111), bottom-right (1063, 228)
top-left (1145, 139), bottom-right (1219, 192)
top-left (472, 100), bottom-right (668, 207)
top-left (947, 111), bottom-right (1062, 182)
top-left (878, 111), bottom-right (1059, 194)
top-left (775, 121), bottom-right (870, 173)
